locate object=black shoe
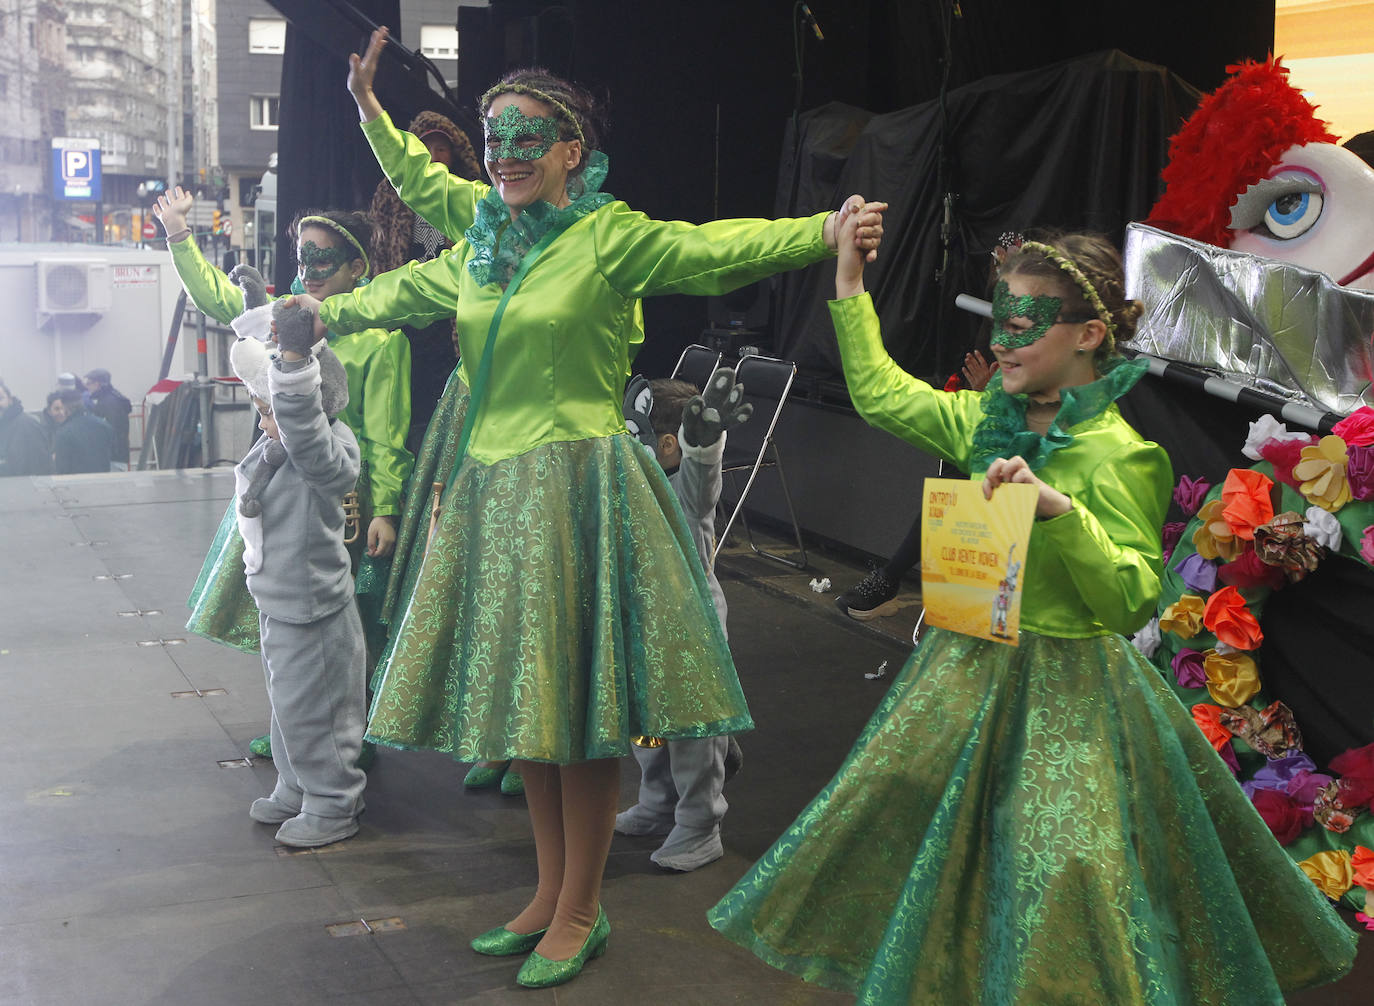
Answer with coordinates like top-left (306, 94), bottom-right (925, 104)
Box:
top-left (834, 567), bottom-right (901, 621)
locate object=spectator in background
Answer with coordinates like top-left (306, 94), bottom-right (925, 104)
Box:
top-left (55, 372), bottom-right (81, 395)
top-left (0, 379), bottom-right (52, 476)
top-left (83, 368), bottom-right (133, 468)
top-left (48, 390), bottom-right (114, 474)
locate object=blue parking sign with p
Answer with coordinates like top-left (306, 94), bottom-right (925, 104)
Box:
top-left (52, 140), bottom-right (102, 201)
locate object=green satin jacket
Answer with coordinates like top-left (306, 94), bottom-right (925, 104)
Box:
top-left (829, 293), bottom-right (1172, 640)
top-left (320, 111), bottom-right (833, 466)
top-left (167, 238), bottom-right (414, 515)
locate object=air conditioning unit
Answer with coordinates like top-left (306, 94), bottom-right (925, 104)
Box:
top-left (36, 259), bottom-right (112, 314)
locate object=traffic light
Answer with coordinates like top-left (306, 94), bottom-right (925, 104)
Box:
top-left (212, 209), bottom-right (222, 235)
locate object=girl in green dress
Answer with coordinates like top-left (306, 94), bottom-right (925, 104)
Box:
top-left (289, 26), bottom-right (876, 990)
top-left (708, 210), bottom-right (1359, 1003)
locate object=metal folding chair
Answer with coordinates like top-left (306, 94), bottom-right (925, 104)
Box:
top-left (712, 353), bottom-right (807, 570)
top-left (670, 343), bottom-right (723, 388)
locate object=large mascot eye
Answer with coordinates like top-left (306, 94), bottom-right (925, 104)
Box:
top-left (1263, 190), bottom-right (1324, 239)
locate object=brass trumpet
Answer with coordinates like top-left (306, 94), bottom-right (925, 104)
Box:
top-left (342, 490), bottom-right (361, 544)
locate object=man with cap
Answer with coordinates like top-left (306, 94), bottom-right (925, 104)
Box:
top-left (84, 368), bottom-right (133, 467)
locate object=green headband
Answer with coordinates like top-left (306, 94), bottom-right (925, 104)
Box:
top-left (297, 215), bottom-right (370, 278)
top-left (480, 82), bottom-right (587, 146)
top-left (1013, 240), bottom-right (1117, 351)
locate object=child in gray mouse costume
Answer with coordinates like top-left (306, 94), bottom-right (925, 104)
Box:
top-left (615, 367), bottom-right (750, 870)
top-left (231, 275), bottom-right (366, 848)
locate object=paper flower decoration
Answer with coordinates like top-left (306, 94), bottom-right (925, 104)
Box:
top-left (1161, 521), bottom-right (1186, 563)
top-left (1192, 499), bottom-right (1244, 561)
top-left (1242, 414), bottom-right (1310, 460)
top-left (1353, 846), bottom-right (1374, 890)
top-left (1259, 436), bottom-right (1312, 490)
top-left (1217, 700), bottom-right (1302, 758)
top-left (1298, 849), bottom-right (1354, 899)
top-left (1220, 468), bottom-right (1274, 540)
top-left (1217, 548), bottom-right (1287, 590)
top-left (1252, 788), bottom-right (1308, 845)
top-left (1293, 435), bottom-right (1352, 512)
top-left (1191, 703), bottom-right (1232, 752)
top-left (1346, 444), bottom-right (1374, 502)
top-left (1203, 649), bottom-right (1261, 706)
top-left (1130, 618), bottom-right (1161, 658)
top-left (1160, 594), bottom-right (1206, 638)
top-left (1302, 506), bottom-right (1342, 550)
top-left (1331, 405), bottom-right (1374, 447)
top-left (1253, 511), bottom-right (1324, 582)
top-left (1173, 475), bottom-right (1211, 516)
top-left (1173, 552), bottom-right (1218, 593)
top-left (1171, 647), bottom-right (1207, 688)
top-left (1202, 586), bottom-right (1263, 650)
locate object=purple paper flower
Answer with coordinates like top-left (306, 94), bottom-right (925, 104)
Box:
top-left (1171, 648), bottom-right (1207, 689)
top-left (1251, 751), bottom-right (1318, 787)
top-left (1161, 521), bottom-right (1186, 563)
top-left (1173, 475), bottom-right (1211, 517)
top-left (1347, 443), bottom-right (1374, 502)
top-left (1219, 743), bottom-right (1241, 775)
top-left (1287, 770), bottom-right (1334, 812)
top-left (1173, 552), bottom-right (1219, 593)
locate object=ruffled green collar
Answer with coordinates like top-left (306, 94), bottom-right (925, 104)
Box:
top-left (465, 150), bottom-right (614, 288)
top-left (969, 355), bottom-right (1148, 472)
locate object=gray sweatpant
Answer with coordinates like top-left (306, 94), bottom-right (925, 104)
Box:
top-left (631, 736), bottom-right (728, 829)
top-left (259, 605), bottom-right (366, 819)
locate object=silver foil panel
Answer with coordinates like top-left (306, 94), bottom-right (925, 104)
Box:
top-left (1123, 222), bottom-right (1374, 415)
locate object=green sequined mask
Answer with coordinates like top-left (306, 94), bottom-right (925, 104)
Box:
top-left (484, 104), bottom-right (562, 161)
top-left (297, 240), bottom-right (352, 283)
top-left (990, 280), bottom-right (1063, 348)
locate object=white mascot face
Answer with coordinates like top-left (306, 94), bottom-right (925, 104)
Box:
top-left (1229, 141), bottom-right (1374, 291)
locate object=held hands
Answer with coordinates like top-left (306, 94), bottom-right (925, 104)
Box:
top-left (347, 26), bottom-right (388, 122)
top-left (834, 198), bottom-right (887, 300)
top-left (152, 185), bottom-right (195, 237)
top-left (279, 294), bottom-right (331, 344)
top-left (982, 455), bottom-right (1072, 520)
top-left (682, 366), bottom-right (753, 448)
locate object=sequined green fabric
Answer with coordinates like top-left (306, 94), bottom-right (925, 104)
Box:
top-left (366, 430), bottom-right (752, 764)
top-left (185, 499), bottom-right (260, 653)
top-left (709, 627), bottom-right (1356, 1003)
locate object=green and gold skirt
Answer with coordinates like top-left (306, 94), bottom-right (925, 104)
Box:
top-left (365, 426), bottom-right (751, 765)
top-left (708, 627), bottom-right (1355, 1005)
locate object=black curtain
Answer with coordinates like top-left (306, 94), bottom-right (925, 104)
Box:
top-left (771, 50), bottom-right (1200, 382)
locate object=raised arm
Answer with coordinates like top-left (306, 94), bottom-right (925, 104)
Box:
top-left (350, 27), bottom-right (482, 240)
top-left (154, 186), bottom-right (245, 325)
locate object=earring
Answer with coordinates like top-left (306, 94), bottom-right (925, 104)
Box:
top-left (1075, 348), bottom-right (1087, 356)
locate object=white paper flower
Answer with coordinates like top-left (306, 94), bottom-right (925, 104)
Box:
top-left (1303, 505), bottom-right (1343, 550)
top-left (1242, 414), bottom-right (1310, 460)
top-left (1131, 617), bottom-right (1161, 658)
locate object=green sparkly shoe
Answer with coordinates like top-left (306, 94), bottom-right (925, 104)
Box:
top-left (470, 923), bottom-right (548, 957)
top-left (515, 905), bottom-right (609, 989)
top-left (463, 761), bottom-right (507, 789)
top-left (500, 765), bottom-right (525, 796)
top-left (248, 734), bottom-right (273, 759)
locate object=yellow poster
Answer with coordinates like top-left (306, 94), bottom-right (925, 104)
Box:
top-left (921, 477), bottom-right (1037, 646)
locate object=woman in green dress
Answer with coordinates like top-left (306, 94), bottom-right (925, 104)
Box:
top-left (708, 213), bottom-right (1359, 1003)
top-left (290, 26), bottom-right (875, 989)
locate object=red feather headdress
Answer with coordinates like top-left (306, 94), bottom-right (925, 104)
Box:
top-left (1146, 59), bottom-right (1337, 248)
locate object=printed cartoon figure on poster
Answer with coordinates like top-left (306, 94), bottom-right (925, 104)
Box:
top-left (991, 542), bottom-right (1020, 639)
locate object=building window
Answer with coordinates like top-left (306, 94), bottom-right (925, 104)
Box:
top-left (250, 95), bottom-right (280, 130)
top-left (248, 18), bottom-right (286, 54)
top-left (419, 24), bottom-right (458, 59)
top-left (0, 74), bottom-right (7, 100)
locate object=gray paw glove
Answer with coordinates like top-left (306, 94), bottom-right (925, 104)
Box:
top-left (270, 299), bottom-right (318, 358)
top-left (228, 264), bottom-right (269, 310)
top-left (682, 366), bottom-right (752, 448)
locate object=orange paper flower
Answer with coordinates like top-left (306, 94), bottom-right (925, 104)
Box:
top-left (1192, 499), bottom-right (1245, 561)
top-left (1352, 846), bottom-right (1374, 890)
top-left (1160, 594), bottom-right (1206, 638)
top-left (1191, 703), bottom-right (1231, 752)
top-left (1203, 649), bottom-right (1261, 706)
top-left (1220, 468), bottom-right (1274, 540)
top-left (1293, 435), bottom-right (1352, 512)
top-left (1203, 585), bottom-right (1264, 650)
top-left (1299, 849), bottom-right (1355, 900)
